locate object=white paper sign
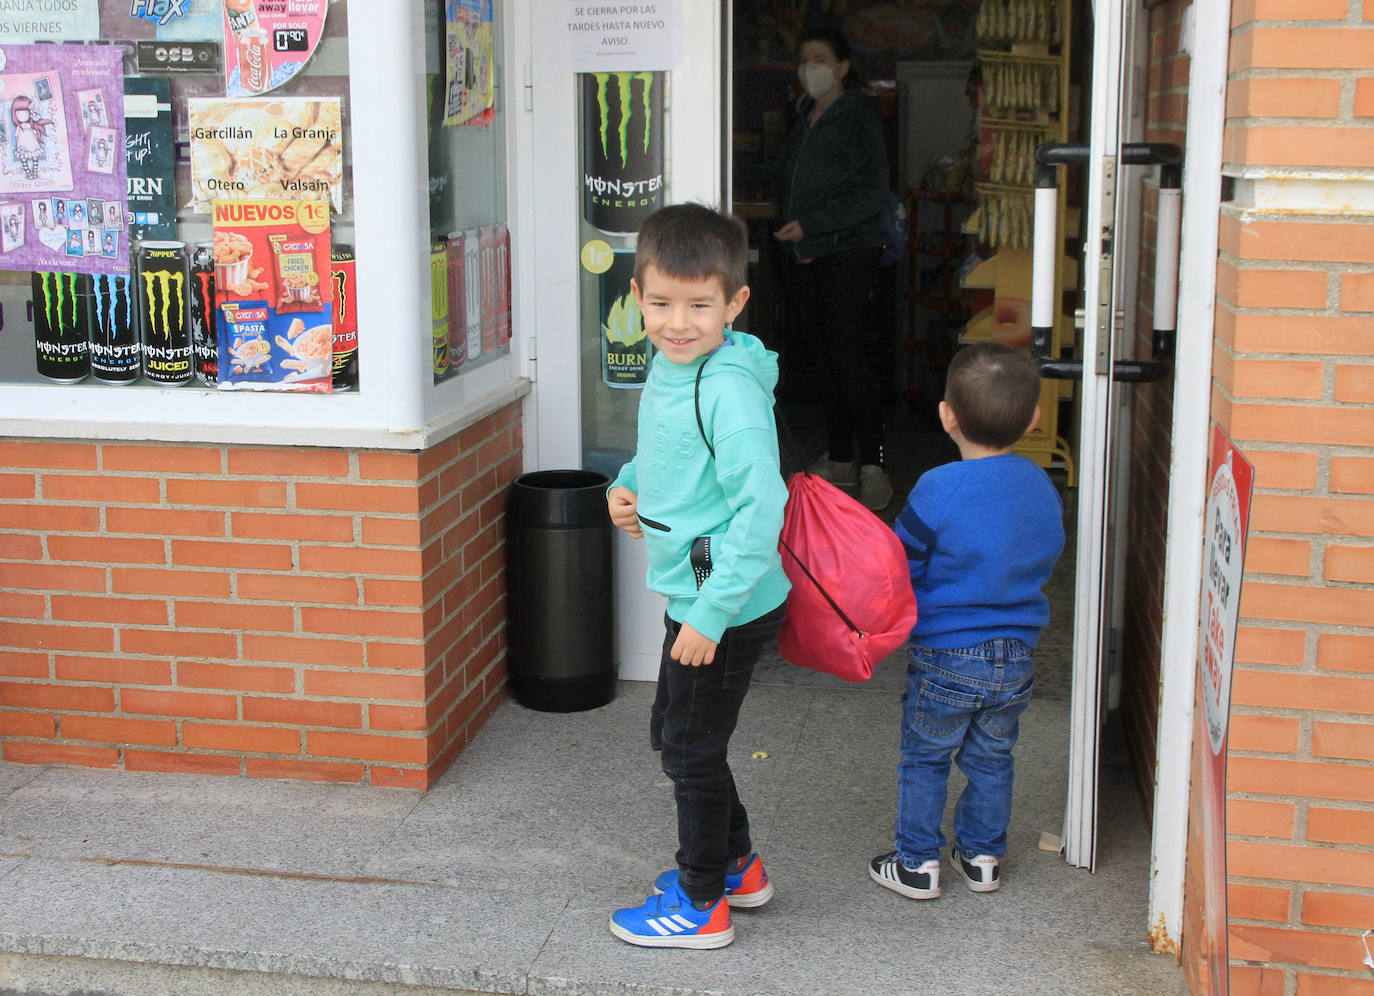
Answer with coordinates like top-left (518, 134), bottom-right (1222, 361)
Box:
top-left (0, 0), bottom-right (100, 43)
top-left (556, 0), bottom-right (681, 71)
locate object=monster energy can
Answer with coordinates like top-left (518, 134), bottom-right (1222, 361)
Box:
top-left (330, 244), bottom-right (358, 391)
top-left (137, 241), bottom-right (192, 385)
top-left (582, 71), bottom-right (665, 236)
top-left (31, 271), bottom-right (91, 384)
top-left (89, 273), bottom-right (140, 384)
top-left (189, 243), bottom-right (218, 386)
top-left (431, 240), bottom-right (450, 379)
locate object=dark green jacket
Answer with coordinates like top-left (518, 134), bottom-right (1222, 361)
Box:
top-left (781, 89), bottom-right (888, 261)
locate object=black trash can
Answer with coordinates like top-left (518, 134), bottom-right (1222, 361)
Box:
top-left (506, 469), bottom-right (616, 712)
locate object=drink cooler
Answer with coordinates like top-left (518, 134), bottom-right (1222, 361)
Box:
top-left (506, 470), bottom-right (616, 712)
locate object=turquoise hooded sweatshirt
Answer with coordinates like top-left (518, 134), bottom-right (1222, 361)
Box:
top-left (610, 332), bottom-right (791, 643)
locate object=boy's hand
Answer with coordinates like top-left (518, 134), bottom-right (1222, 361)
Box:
top-left (671, 623), bottom-right (717, 668)
top-left (607, 486), bottom-right (643, 538)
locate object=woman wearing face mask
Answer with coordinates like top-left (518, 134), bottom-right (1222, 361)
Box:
top-left (775, 24), bottom-right (893, 511)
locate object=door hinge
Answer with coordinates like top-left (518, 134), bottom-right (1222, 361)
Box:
top-left (526, 336), bottom-right (537, 381)
top-left (523, 63), bottom-right (533, 112)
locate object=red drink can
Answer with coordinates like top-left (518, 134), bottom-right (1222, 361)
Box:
top-left (445, 231), bottom-right (466, 371)
top-left (238, 28), bottom-right (271, 93)
top-left (330, 244), bottom-right (358, 390)
top-left (495, 222), bottom-right (511, 346)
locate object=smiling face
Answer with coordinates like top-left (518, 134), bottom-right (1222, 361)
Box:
top-left (631, 264), bottom-right (749, 366)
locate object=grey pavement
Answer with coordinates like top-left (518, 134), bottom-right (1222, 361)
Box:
top-left (0, 642), bottom-right (1184, 996)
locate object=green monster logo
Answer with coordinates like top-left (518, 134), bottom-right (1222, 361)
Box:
top-left (140, 267), bottom-right (185, 341)
top-left (37, 272), bottom-right (81, 333)
top-left (594, 72), bottom-right (655, 167)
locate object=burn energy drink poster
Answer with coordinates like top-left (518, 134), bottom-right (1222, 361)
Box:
top-left (582, 71), bottom-right (664, 236)
top-left (223, 0), bottom-right (329, 97)
top-left (0, 43), bottom-right (129, 273)
top-left (212, 198), bottom-right (333, 393)
top-left (123, 76), bottom-right (175, 242)
top-left (600, 249), bottom-right (648, 388)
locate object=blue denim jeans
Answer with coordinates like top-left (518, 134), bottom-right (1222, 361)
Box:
top-left (894, 638), bottom-right (1035, 864)
top-left (650, 601), bottom-right (787, 905)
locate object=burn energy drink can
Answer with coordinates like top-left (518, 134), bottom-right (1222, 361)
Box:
top-left (329, 244), bottom-right (358, 390)
top-left (137, 240), bottom-right (193, 385)
top-left (190, 243), bottom-right (218, 386)
top-left (89, 272), bottom-right (140, 384)
top-left (31, 271), bottom-right (91, 383)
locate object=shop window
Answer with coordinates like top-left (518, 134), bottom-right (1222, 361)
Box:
top-left (0, 0), bottom-right (518, 448)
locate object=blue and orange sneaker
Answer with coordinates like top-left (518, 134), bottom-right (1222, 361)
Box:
top-left (652, 853), bottom-right (774, 908)
top-left (609, 881), bottom-right (734, 949)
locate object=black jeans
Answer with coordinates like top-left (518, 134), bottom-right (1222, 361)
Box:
top-left (650, 601), bottom-right (787, 905)
top-left (789, 246), bottom-right (886, 467)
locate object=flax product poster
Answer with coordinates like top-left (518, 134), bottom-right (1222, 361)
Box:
top-left (581, 71), bottom-right (664, 237)
top-left (0, 43), bottom-right (128, 274)
top-left (188, 97), bottom-right (343, 212)
top-left (123, 76), bottom-right (175, 241)
top-left (223, 0), bottom-right (329, 97)
top-left (212, 198), bottom-right (333, 393)
top-left (600, 249), bottom-right (648, 388)
top-left (443, 0), bottom-right (493, 127)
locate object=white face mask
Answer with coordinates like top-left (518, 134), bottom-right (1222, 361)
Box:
top-left (798, 62), bottom-right (836, 100)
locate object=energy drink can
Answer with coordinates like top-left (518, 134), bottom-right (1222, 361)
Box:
top-left (581, 71), bottom-right (665, 236)
top-left (89, 272), bottom-right (140, 384)
top-left (329, 244), bottom-right (358, 390)
top-left (30, 271), bottom-right (91, 383)
top-left (495, 222), bottom-right (511, 347)
top-left (189, 243), bottom-right (218, 385)
top-left (445, 232), bottom-right (466, 372)
top-left (430, 240), bottom-right (449, 379)
top-left (463, 227), bottom-right (481, 360)
top-left (137, 240), bottom-right (193, 385)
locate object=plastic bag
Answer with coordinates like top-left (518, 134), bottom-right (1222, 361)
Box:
top-left (776, 472), bottom-right (919, 682)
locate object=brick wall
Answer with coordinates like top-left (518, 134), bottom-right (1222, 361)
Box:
top-left (1121, 0), bottom-right (1194, 819)
top-left (0, 401), bottom-right (522, 790)
top-left (1185, 1), bottom-right (1374, 992)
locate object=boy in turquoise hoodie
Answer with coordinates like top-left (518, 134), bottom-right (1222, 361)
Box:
top-left (606, 203), bottom-right (791, 950)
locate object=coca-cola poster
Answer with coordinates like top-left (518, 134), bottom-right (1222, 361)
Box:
top-left (222, 0), bottom-right (329, 98)
top-left (0, 43), bottom-right (128, 274)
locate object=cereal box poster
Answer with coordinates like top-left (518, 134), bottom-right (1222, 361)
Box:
top-left (213, 198), bottom-right (333, 393)
top-left (0, 44), bottom-right (128, 274)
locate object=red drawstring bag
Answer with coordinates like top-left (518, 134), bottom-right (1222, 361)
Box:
top-left (776, 472), bottom-right (919, 682)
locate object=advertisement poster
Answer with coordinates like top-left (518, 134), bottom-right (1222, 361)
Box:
top-left (443, 0), bottom-right (493, 127)
top-left (1198, 423), bottom-right (1255, 996)
top-left (223, 0), bottom-right (329, 97)
top-left (582, 71), bottom-right (664, 236)
top-left (600, 249), bottom-right (648, 388)
top-left (133, 0), bottom-right (222, 38)
top-left (188, 97), bottom-right (343, 212)
top-left (0, 0), bottom-right (100, 43)
top-left (212, 198), bottom-right (332, 393)
top-left (0, 43), bottom-right (128, 273)
top-left (123, 76), bottom-right (175, 241)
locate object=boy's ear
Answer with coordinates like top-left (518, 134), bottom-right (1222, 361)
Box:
top-left (1025, 405), bottom-right (1041, 435)
top-left (938, 400), bottom-right (958, 436)
top-left (630, 277), bottom-right (643, 306)
top-left (725, 284), bottom-right (750, 324)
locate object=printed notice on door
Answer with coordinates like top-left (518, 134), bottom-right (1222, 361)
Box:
top-left (554, 0), bottom-right (681, 72)
top-left (0, 0), bottom-right (100, 43)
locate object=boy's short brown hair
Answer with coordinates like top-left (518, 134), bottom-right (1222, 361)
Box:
top-left (634, 203), bottom-right (749, 299)
top-left (944, 342), bottom-right (1042, 449)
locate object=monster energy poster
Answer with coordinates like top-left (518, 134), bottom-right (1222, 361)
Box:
top-left (582, 71), bottom-right (663, 237)
top-left (600, 249), bottom-right (648, 388)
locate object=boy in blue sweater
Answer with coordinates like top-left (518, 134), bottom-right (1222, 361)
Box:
top-left (606, 204), bottom-right (790, 949)
top-left (870, 342), bottom-right (1064, 899)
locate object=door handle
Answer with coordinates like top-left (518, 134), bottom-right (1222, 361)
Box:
top-left (1029, 142), bottom-right (1182, 383)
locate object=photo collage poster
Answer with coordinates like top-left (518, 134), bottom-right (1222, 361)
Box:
top-left (0, 43), bottom-right (129, 273)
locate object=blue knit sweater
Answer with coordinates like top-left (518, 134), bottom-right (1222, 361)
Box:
top-left (893, 453), bottom-right (1065, 650)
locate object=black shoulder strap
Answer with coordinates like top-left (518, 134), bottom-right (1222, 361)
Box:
top-left (694, 356), bottom-right (715, 460)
